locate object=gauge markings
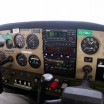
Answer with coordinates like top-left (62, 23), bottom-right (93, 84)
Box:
top-left (29, 55), bottom-right (41, 68)
top-left (81, 37), bottom-right (99, 54)
top-left (16, 53), bottom-right (27, 66)
top-left (14, 34), bottom-right (25, 48)
top-left (6, 39), bottom-right (13, 49)
top-left (26, 34), bottom-right (39, 49)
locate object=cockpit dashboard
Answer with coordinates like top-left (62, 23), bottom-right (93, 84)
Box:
top-left (0, 21), bottom-right (104, 96)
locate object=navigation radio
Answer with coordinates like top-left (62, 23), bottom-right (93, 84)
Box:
top-left (43, 30), bottom-right (76, 77)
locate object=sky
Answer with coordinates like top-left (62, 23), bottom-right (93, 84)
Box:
top-left (0, 0), bottom-right (104, 25)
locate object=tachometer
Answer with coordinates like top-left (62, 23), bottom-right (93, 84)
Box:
top-left (26, 34), bottom-right (39, 49)
top-left (16, 53), bottom-right (27, 66)
top-left (14, 34), bottom-right (25, 48)
top-left (29, 55), bottom-right (41, 68)
top-left (81, 37), bottom-right (99, 54)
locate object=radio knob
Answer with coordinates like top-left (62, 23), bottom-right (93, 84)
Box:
top-left (24, 81), bottom-right (26, 86)
top-left (14, 79), bottom-right (17, 83)
top-left (5, 80), bottom-right (8, 83)
top-left (61, 55), bottom-right (63, 57)
top-left (34, 78), bottom-right (38, 82)
top-left (51, 54), bottom-right (53, 56)
top-left (66, 56), bottom-right (70, 58)
top-left (19, 80), bottom-right (21, 84)
top-left (28, 82), bottom-right (31, 87)
top-left (45, 53), bottom-right (47, 56)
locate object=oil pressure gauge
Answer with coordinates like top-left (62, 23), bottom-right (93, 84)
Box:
top-left (81, 37), bottom-right (99, 54)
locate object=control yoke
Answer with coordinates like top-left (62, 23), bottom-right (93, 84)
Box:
top-left (61, 65), bottom-right (103, 104)
top-left (0, 56), bottom-right (13, 66)
top-left (0, 56), bottom-right (13, 94)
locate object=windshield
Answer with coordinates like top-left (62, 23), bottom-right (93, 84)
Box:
top-left (0, 0), bottom-right (103, 25)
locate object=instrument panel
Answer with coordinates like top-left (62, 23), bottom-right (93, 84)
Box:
top-left (76, 30), bottom-right (104, 81)
top-left (0, 29), bottom-right (44, 74)
top-left (0, 21), bottom-right (103, 96)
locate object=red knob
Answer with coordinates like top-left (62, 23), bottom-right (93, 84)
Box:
top-left (49, 79), bottom-right (59, 91)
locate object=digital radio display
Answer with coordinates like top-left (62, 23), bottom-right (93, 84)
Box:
top-left (46, 31), bottom-right (67, 37)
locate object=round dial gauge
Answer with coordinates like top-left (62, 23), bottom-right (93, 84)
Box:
top-left (29, 55), bottom-right (41, 68)
top-left (6, 39), bottom-right (13, 49)
top-left (81, 37), bottom-right (99, 54)
top-left (16, 53), bottom-right (27, 66)
top-left (14, 34), bottom-right (25, 48)
top-left (26, 34), bottom-right (39, 49)
top-left (0, 35), bottom-right (5, 47)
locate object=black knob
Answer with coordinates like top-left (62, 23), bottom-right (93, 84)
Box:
top-left (81, 65), bottom-right (92, 87)
top-left (83, 65), bottom-right (92, 73)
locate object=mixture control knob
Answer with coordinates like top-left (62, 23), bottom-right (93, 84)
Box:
top-left (50, 79), bottom-right (59, 91)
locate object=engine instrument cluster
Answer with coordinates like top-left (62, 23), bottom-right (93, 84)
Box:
top-left (0, 22), bottom-right (103, 96)
top-left (0, 29), bottom-right (44, 74)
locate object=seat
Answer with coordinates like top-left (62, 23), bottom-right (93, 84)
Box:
top-left (0, 58), bottom-right (36, 104)
top-left (0, 92), bottom-right (35, 104)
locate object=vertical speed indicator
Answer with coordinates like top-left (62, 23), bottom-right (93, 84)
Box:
top-left (81, 37), bottom-right (99, 54)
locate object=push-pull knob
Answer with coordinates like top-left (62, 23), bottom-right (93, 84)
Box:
top-left (41, 73), bottom-right (53, 83)
top-left (38, 73), bottom-right (53, 104)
